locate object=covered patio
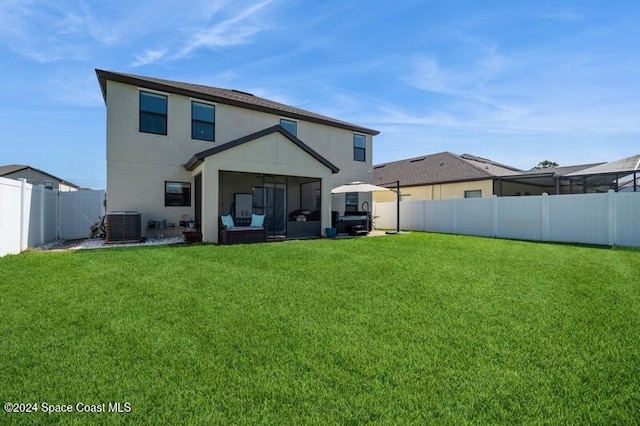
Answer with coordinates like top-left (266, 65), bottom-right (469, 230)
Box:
top-left (218, 171), bottom-right (323, 240)
top-left (183, 125), bottom-right (339, 243)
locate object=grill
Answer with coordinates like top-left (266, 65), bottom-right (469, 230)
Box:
top-left (337, 211), bottom-right (370, 236)
top-left (106, 211), bottom-right (142, 243)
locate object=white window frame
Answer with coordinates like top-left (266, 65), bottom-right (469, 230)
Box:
top-left (464, 190), bottom-right (482, 198)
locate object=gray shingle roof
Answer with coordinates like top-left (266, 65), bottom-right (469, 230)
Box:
top-left (96, 69), bottom-right (379, 136)
top-left (0, 164), bottom-right (29, 176)
top-left (460, 153), bottom-right (522, 176)
top-left (372, 152), bottom-right (519, 187)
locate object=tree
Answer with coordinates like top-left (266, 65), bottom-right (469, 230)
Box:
top-left (533, 160), bottom-right (559, 169)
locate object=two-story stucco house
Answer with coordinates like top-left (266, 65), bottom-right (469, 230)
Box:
top-left (96, 70), bottom-right (379, 243)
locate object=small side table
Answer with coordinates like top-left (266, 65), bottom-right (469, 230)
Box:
top-left (147, 226), bottom-right (185, 239)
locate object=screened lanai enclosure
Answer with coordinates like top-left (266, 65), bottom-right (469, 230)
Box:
top-left (494, 154), bottom-right (640, 196)
top-left (219, 171), bottom-right (322, 239)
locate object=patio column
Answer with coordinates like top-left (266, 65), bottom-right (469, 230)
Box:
top-left (201, 163), bottom-right (220, 243)
top-left (321, 177), bottom-right (332, 236)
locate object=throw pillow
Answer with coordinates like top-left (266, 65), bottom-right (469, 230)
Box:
top-left (250, 214), bottom-right (265, 227)
top-left (221, 215), bottom-right (235, 229)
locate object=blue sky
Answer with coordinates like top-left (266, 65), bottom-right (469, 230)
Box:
top-left (1, 1), bottom-right (639, 189)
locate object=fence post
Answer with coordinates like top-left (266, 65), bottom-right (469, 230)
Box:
top-left (452, 197), bottom-right (458, 234)
top-left (607, 190), bottom-right (615, 246)
top-left (39, 185), bottom-right (45, 246)
top-left (541, 193), bottom-right (549, 242)
top-left (19, 179), bottom-right (27, 252)
top-left (57, 190), bottom-right (62, 241)
top-left (422, 198), bottom-right (427, 232)
top-left (491, 195), bottom-right (498, 238)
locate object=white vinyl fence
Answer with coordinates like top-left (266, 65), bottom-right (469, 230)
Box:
top-left (0, 177), bottom-right (105, 257)
top-left (373, 191), bottom-right (640, 247)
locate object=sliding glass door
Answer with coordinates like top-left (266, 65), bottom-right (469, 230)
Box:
top-left (253, 183), bottom-right (286, 236)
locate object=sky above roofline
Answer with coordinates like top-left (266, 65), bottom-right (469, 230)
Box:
top-left (0, 1), bottom-right (639, 188)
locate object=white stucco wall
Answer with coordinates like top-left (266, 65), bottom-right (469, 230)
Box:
top-left (104, 79), bottom-right (373, 236)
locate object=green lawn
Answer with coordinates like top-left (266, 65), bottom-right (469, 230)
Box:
top-left (1, 233), bottom-right (639, 425)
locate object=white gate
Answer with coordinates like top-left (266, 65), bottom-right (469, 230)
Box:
top-left (58, 190), bottom-right (106, 240)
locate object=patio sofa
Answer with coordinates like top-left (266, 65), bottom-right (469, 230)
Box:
top-left (219, 215), bottom-right (266, 245)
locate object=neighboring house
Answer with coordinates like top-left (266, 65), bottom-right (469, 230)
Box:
top-left (372, 152), bottom-right (521, 202)
top-left (96, 69), bottom-right (379, 243)
top-left (373, 151), bottom-right (639, 202)
top-left (0, 164), bottom-right (80, 192)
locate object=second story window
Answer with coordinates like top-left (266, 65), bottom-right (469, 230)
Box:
top-left (139, 91), bottom-right (167, 135)
top-left (192, 102), bottom-right (215, 141)
top-left (354, 134), bottom-right (366, 162)
top-left (280, 118), bottom-right (297, 137)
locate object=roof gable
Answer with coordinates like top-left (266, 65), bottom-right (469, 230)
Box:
top-left (0, 164), bottom-right (80, 188)
top-left (96, 69), bottom-right (379, 136)
top-left (0, 164), bottom-right (29, 176)
top-left (184, 125), bottom-right (340, 174)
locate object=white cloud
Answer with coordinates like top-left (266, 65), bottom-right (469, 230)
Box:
top-left (0, 1), bottom-right (120, 62)
top-left (407, 49), bottom-right (512, 101)
top-left (131, 49), bottom-right (167, 67)
top-left (0, 0), bottom-right (275, 67)
top-left (176, 1), bottom-right (272, 58)
top-left (398, 31), bottom-right (640, 137)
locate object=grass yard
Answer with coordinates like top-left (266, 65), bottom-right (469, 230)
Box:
top-left (1, 233), bottom-right (639, 425)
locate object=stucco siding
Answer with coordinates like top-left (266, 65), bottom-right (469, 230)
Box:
top-left (107, 161), bottom-right (193, 235)
top-left (373, 179), bottom-right (494, 202)
top-left (106, 81), bottom-right (216, 168)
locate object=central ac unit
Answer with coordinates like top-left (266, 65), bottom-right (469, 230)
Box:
top-left (106, 211), bottom-right (142, 243)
